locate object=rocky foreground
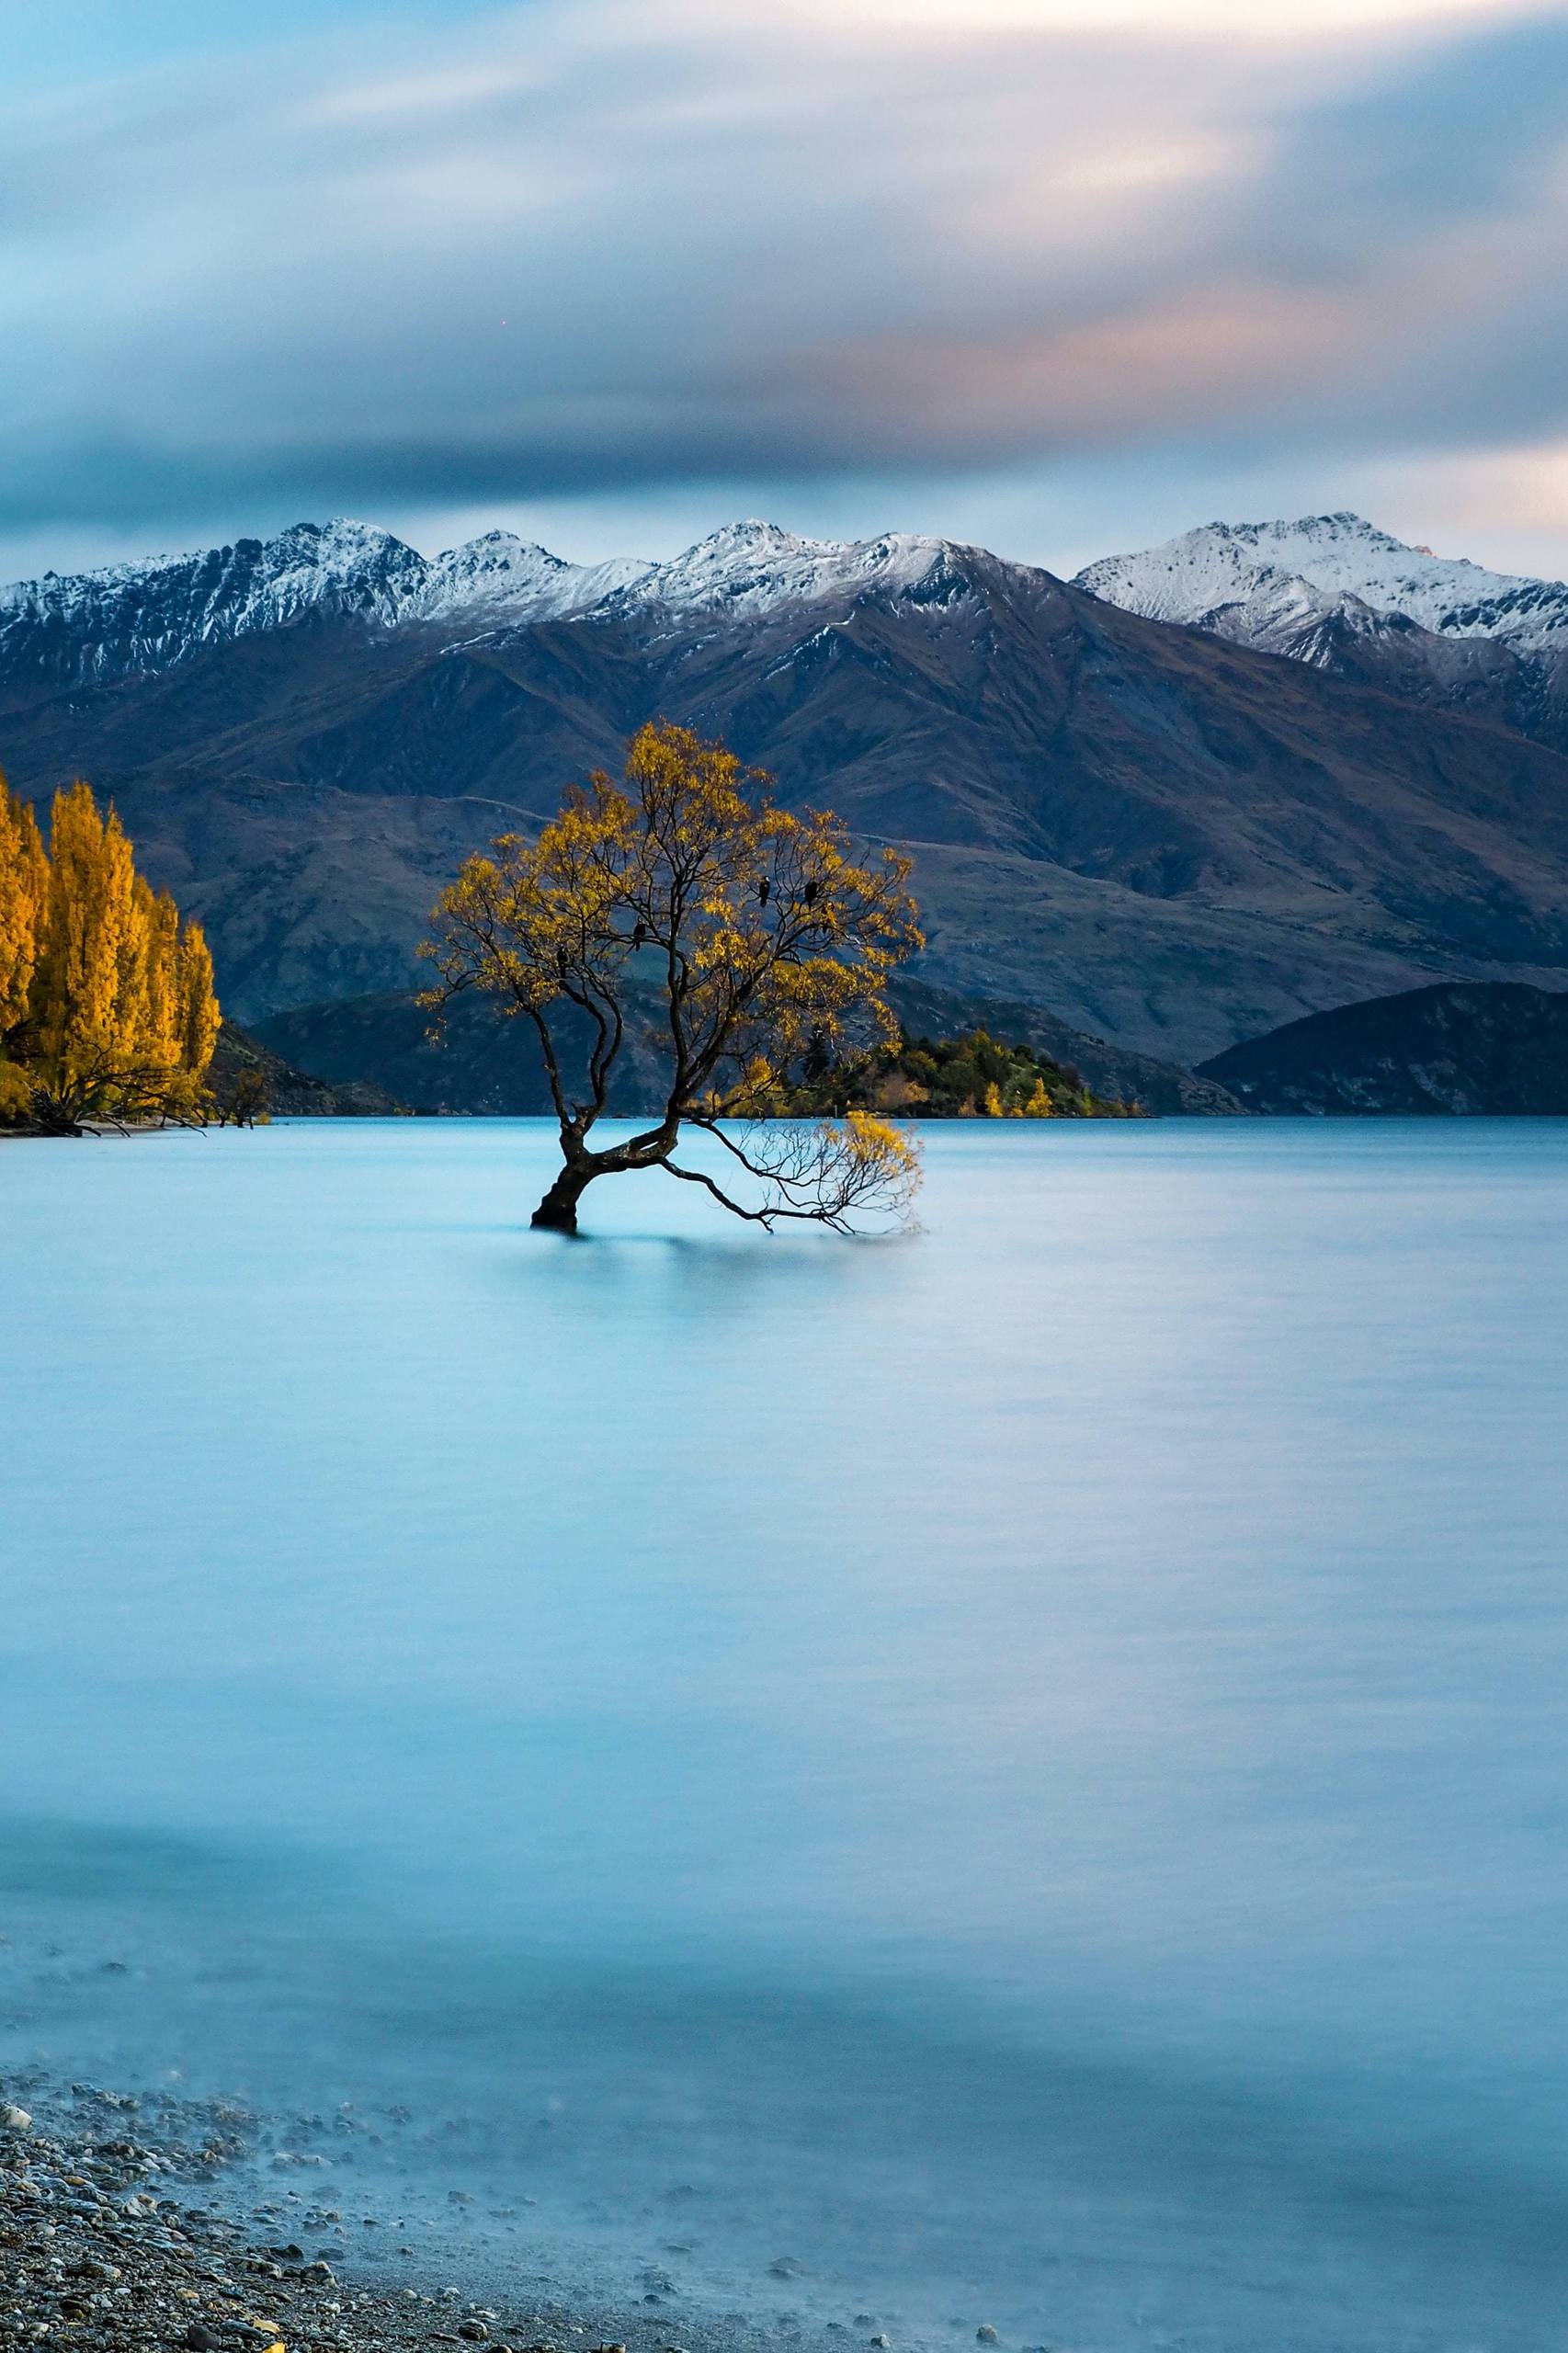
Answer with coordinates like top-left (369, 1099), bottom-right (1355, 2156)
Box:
top-left (0, 2081), bottom-right (711, 2353)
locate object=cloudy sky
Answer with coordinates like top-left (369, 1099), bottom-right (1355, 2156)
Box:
top-left (8, 0), bottom-right (1568, 584)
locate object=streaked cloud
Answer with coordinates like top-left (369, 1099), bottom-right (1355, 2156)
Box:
top-left (3, 0), bottom-right (1567, 576)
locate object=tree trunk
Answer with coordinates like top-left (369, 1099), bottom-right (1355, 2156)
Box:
top-left (30, 1101), bottom-right (84, 1138)
top-left (531, 1160), bottom-right (596, 1233)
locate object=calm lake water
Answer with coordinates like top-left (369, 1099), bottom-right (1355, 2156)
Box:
top-left (5, 1118), bottom-right (1568, 2349)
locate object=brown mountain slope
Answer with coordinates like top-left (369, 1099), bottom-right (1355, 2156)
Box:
top-left (8, 537), bottom-right (1568, 1060)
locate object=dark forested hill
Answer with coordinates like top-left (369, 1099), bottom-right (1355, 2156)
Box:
top-left (256, 975), bottom-right (1244, 1119)
top-left (208, 1021), bottom-right (404, 1118)
top-left (1198, 983), bottom-right (1568, 1112)
top-left (10, 519), bottom-right (1568, 1063)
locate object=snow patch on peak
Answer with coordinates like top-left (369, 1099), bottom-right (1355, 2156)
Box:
top-left (1076, 513), bottom-right (1568, 655)
top-left (241, 517), bottom-right (428, 616)
top-left (612, 521), bottom-right (956, 621)
top-left (639, 520), bottom-right (838, 601)
top-left (698, 518), bottom-right (816, 552)
top-left (294, 515), bottom-right (408, 559)
top-left (419, 535), bottom-right (655, 621)
top-left (423, 534), bottom-right (563, 602)
top-left (448, 529), bottom-right (562, 560)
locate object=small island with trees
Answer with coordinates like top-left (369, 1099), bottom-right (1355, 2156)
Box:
top-left (792, 1023), bottom-right (1144, 1120)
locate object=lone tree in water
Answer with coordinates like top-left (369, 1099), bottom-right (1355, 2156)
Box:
top-left (423, 721), bottom-right (924, 1233)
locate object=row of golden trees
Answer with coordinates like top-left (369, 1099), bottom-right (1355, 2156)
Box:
top-left (0, 780), bottom-right (220, 1134)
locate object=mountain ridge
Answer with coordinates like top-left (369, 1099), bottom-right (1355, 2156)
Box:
top-left (10, 513), bottom-right (1568, 1063)
top-left (1074, 512), bottom-right (1568, 751)
top-left (17, 506), bottom-right (1568, 690)
top-left (0, 517), bottom-right (970, 690)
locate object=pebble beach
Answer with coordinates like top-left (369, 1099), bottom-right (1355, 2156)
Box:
top-left (0, 2078), bottom-right (792, 2353)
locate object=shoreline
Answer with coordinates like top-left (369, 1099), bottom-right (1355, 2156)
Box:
top-left (0, 2072), bottom-right (796, 2353)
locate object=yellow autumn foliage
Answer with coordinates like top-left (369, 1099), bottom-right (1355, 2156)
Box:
top-left (425, 719), bottom-right (924, 1231)
top-left (0, 780), bottom-right (47, 1032)
top-left (0, 778), bottom-right (220, 1132)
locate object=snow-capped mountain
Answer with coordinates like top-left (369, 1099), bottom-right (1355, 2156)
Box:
top-left (8, 503), bottom-right (1568, 1062)
top-left (0, 519), bottom-right (427, 687)
top-left (415, 531), bottom-right (653, 622)
top-left (1074, 514), bottom-right (1568, 749)
top-left (17, 505), bottom-right (1568, 706)
top-left (1075, 512), bottom-right (1568, 660)
top-left (0, 516), bottom-right (969, 688)
top-left (598, 519), bottom-right (960, 625)
top-left (0, 517), bottom-right (661, 687)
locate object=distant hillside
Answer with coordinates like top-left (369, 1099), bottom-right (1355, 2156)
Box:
top-left (209, 1021), bottom-right (405, 1118)
top-left (256, 977), bottom-right (1242, 1119)
top-left (1197, 983), bottom-right (1568, 1113)
top-left (254, 991), bottom-right (669, 1118)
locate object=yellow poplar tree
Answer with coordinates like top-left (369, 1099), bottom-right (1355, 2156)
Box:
top-left (0, 780), bottom-right (48, 1120)
top-left (30, 782), bottom-right (129, 1085)
top-left (141, 879), bottom-right (183, 1072)
top-left (176, 919), bottom-right (221, 1089)
top-left (0, 779), bottom-right (222, 1133)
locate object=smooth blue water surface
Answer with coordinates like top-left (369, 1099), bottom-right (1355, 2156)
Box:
top-left (5, 1118), bottom-right (1568, 2348)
